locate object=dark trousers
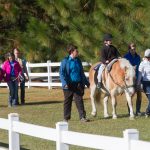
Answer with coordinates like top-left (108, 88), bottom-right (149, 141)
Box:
top-left (7, 80), bottom-right (19, 106)
top-left (20, 80), bottom-right (25, 104)
top-left (143, 81), bottom-right (150, 114)
top-left (145, 94), bottom-right (150, 114)
top-left (136, 90), bottom-right (142, 113)
top-left (63, 83), bottom-right (86, 120)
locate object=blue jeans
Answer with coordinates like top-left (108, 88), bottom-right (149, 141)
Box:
top-left (7, 80), bottom-right (19, 106)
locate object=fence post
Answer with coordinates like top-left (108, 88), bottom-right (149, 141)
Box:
top-left (56, 122), bottom-right (69, 150)
top-left (26, 62), bottom-right (31, 89)
top-left (8, 113), bottom-right (20, 150)
top-left (123, 129), bottom-right (139, 150)
top-left (47, 60), bottom-right (52, 89)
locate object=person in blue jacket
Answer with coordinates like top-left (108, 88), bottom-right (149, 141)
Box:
top-left (124, 43), bottom-right (141, 115)
top-left (59, 44), bottom-right (90, 122)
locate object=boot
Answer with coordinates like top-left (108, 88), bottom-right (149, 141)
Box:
top-left (97, 82), bottom-right (102, 89)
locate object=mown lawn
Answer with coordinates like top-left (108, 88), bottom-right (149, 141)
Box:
top-left (0, 87), bottom-right (150, 150)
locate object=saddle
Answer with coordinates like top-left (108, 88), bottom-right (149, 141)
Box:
top-left (93, 58), bottom-right (118, 72)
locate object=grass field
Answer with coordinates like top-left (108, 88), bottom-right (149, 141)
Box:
top-left (0, 87), bottom-right (150, 150)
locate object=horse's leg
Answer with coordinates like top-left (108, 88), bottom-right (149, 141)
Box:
top-left (125, 91), bottom-right (134, 119)
top-left (90, 85), bottom-right (99, 117)
top-left (111, 95), bottom-right (117, 119)
top-left (103, 95), bottom-right (109, 118)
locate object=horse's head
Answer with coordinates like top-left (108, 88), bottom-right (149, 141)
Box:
top-left (119, 58), bottom-right (136, 96)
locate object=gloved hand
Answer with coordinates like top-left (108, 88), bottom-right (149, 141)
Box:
top-left (64, 84), bottom-right (69, 89)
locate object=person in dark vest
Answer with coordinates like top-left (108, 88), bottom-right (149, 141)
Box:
top-left (97, 33), bottom-right (121, 88)
top-left (124, 43), bottom-right (141, 116)
top-left (59, 44), bottom-right (90, 122)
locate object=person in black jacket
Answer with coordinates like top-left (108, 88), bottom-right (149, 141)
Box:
top-left (97, 34), bottom-right (121, 88)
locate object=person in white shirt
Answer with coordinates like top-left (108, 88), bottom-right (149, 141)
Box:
top-left (137, 49), bottom-right (150, 117)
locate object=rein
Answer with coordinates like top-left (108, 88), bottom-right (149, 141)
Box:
top-left (108, 71), bottom-right (135, 94)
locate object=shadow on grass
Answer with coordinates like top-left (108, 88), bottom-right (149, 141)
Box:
top-left (0, 142), bottom-right (8, 149)
top-left (117, 113), bottom-right (130, 118)
top-left (0, 105), bottom-right (8, 108)
top-left (0, 101), bottom-right (63, 107)
top-left (24, 100), bottom-right (63, 106)
top-left (98, 114), bottom-right (129, 120)
top-left (118, 112), bottom-right (146, 119)
top-left (0, 142), bottom-right (30, 150)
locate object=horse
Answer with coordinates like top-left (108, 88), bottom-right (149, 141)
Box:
top-left (89, 58), bottom-right (136, 119)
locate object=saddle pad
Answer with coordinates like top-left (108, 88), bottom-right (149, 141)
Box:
top-left (94, 63), bottom-right (101, 71)
top-left (107, 59), bottom-right (118, 72)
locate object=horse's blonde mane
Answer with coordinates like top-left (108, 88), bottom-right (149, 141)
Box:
top-left (119, 58), bottom-right (135, 77)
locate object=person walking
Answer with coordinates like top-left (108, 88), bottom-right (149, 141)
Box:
top-left (2, 52), bottom-right (22, 107)
top-left (137, 49), bottom-right (150, 117)
top-left (124, 43), bottom-right (141, 116)
top-left (97, 33), bottom-right (121, 88)
top-left (59, 44), bottom-right (90, 122)
top-left (13, 48), bottom-right (29, 105)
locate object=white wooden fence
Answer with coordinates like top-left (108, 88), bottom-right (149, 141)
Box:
top-left (0, 61), bottom-right (90, 89)
top-left (0, 113), bottom-right (150, 150)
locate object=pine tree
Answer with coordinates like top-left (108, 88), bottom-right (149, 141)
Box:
top-left (0, 0), bottom-right (150, 63)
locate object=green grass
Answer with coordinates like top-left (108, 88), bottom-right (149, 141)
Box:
top-left (0, 87), bottom-right (150, 150)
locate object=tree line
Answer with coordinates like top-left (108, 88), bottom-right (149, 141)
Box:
top-left (0, 0), bottom-right (150, 63)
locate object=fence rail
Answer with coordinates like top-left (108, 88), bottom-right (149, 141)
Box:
top-left (0, 61), bottom-right (90, 89)
top-left (0, 113), bottom-right (150, 150)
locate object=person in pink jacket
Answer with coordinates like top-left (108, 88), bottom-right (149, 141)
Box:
top-left (2, 52), bottom-right (22, 107)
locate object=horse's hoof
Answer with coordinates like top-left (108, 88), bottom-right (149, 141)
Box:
top-left (112, 115), bottom-right (117, 119)
top-left (129, 116), bottom-right (135, 120)
top-left (91, 112), bottom-right (97, 117)
top-left (104, 114), bottom-right (109, 119)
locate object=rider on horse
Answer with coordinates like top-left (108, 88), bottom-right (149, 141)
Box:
top-left (97, 33), bottom-right (121, 89)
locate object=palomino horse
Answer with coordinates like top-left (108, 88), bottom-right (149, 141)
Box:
top-left (89, 58), bottom-right (136, 119)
